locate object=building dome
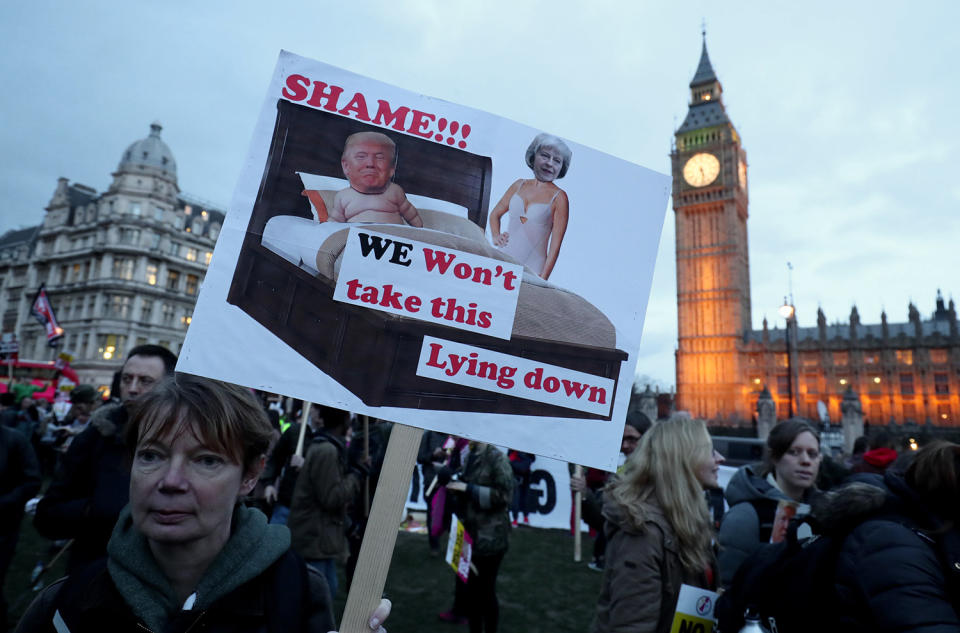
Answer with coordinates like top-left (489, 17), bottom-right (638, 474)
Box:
top-left (117, 121), bottom-right (177, 182)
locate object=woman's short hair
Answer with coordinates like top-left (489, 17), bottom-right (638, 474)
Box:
top-left (763, 419), bottom-right (821, 476)
top-left (525, 133), bottom-right (572, 179)
top-left (905, 440), bottom-right (960, 522)
top-left (125, 374), bottom-right (273, 473)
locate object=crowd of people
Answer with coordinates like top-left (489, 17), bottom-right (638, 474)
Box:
top-left (583, 416), bottom-right (960, 633)
top-left (3, 346), bottom-right (960, 632)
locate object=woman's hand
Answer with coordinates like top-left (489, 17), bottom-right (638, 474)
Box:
top-left (569, 475), bottom-right (587, 494)
top-left (493, 231), bottom-right (510, 247)
top-left (446, 481), bottom-right (468, 492)
top-left (328, 598), bottom-right (392, 633)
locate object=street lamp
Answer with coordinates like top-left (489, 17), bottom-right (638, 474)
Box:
top-left (778, 298), bottom-right (795, 418)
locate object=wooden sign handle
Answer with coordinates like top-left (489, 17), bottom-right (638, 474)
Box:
top-left (363, 415), bottom-right (370, 516)
top-left (340, 422), bottom-right (423, 633)
top-left (573, 464), bottom-right (583, 562)
top-left (294, 402), bottom-right (312, 458)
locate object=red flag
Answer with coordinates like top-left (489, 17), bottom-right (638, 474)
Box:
top-left (30, 284), bottom-right (64, 346)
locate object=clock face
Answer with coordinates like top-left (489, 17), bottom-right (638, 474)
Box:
top-left (682, 153), bottom-right (720, 187)
top-left (738, 159), bottom-right (747, 188)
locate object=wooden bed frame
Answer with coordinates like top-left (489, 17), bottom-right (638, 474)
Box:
top-left (227, 99), bottom-right (627, 419)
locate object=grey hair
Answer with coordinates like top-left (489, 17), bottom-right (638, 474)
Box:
top-left (525, 133), bottom-right (572, 179)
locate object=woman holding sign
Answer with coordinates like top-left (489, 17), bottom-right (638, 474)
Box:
top-left (17, 374), bottom-right (390, 633)
top-left (446, 441), bottom-right (514, 633)
top-left (489, 133), bottom-right (571, 280)
top-left (592, 417), bottom-right (723, 633)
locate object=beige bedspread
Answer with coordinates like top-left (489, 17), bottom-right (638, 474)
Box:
top-left (314, 221), bottom-right (616, 349)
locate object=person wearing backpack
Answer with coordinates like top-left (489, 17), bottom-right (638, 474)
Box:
top-left (826, 440), bottom-right (960, 631)
top-left (717, 420), bottom-right (821, 587)
top-left (592, 417), bottom-right (724, 633)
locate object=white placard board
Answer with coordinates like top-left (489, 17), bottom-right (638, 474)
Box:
top-left (178, 51), bottom-right (669, 470)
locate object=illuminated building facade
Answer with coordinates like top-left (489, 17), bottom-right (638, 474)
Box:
top-left (673, 41), bottom-right (960, 426)
top-left (0, 122), bottom-right (224, 391)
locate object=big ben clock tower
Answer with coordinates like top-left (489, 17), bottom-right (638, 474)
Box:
top-left (672, 36), bottom-right (751, 421)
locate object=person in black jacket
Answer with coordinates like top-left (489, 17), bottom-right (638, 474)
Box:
top-left (33, 345), bottom-right (176, 571)
top-left (817, 441), bottom-right (960, 631)
top-left (1, 425), bottom-right (41, 629)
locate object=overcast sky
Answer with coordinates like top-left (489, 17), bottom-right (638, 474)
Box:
top-left (2, 1), bottom-right (957, 389)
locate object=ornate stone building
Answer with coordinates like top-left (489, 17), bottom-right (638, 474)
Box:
top-left (0, 122), bottom-right (224, 391)
top-left (672, 40), bottom-right (960, 427)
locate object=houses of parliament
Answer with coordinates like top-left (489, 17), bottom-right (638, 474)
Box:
top-left (672, 40), bottom-right (959, 427)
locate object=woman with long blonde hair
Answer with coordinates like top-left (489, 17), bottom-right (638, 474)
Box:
top-left (593, 417), bottom-right (723, 633)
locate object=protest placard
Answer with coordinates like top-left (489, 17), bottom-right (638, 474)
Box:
top-left (178, 50), bottom-right (669, 472)
top-left (176, 50), bottom-right (669, 632)
top-left (670, 584), bottom-right (718, 633)
top-left (445, 514), bottom-right (473, 583)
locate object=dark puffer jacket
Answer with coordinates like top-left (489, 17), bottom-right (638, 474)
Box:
top-left (816, 471), bottom-right (960, 632)
top-left (717, 464), bottom-right (793, 587)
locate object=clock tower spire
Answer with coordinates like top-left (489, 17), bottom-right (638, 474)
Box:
top-left (672, 36), bottom-right (752, 422)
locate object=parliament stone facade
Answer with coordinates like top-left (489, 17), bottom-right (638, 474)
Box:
top-left (672, 40), bottom-right (959, 427)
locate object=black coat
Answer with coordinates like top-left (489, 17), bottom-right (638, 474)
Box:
top-left (821, 471), bottom-right (960, 632)
top-left (33, 404), bottom-right (131, 571)
top-left (0, 425), bottom-right (41, 534)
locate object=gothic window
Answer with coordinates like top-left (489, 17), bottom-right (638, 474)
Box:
top-left (934, 373), bottom-right (950, 395)
top-left (899, 373), bottom-right (914, 395)
top-left (868, 374), bottom-right (882, 394)
top-left (863, 353), bottom-right (879, 365)
top-left (895, 349), bottom-right (913, 365)
top-left (776, 374), bottom-right (789, 394)
top-left (832, 352), bottom-right (848, 366)
top-left (930, 349), bottom-right (948, 364)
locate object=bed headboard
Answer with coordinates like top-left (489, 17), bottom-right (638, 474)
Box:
top-left (246, 99), bottom-right (493, 237)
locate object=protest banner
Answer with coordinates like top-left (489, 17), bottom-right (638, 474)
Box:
top-left (177, 50), bottom-right (669, 630)
top-left (445, 514), bottom-right (473, 583)
top-left (670, 584), bottom-right (718, 633)
top-left (179, 50), bottom-right (669, 471)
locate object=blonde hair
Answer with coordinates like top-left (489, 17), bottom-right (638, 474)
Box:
top-left (606, 416), bottom-right (714, 573)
